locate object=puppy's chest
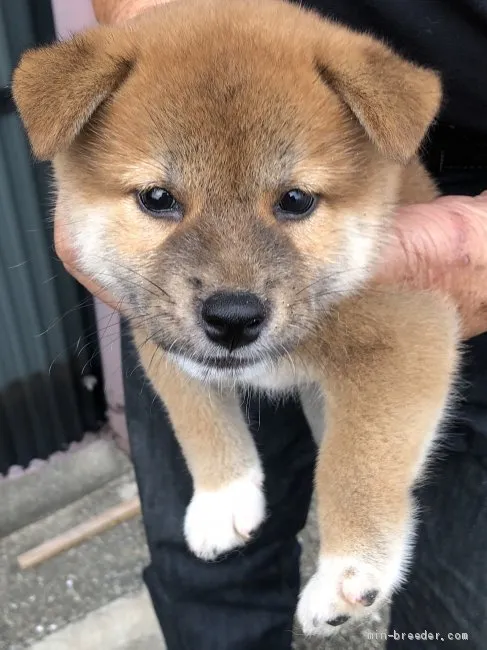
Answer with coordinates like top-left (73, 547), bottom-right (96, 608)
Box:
top-left (241, 359), bottom-right (310, 394)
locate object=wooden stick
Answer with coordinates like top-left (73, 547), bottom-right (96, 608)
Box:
top-left (17, 496), bottom-right (142, 570)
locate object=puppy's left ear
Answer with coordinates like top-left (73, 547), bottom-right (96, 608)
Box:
top-left (12, 27), bottom-right (134, 160)
top-left (314, 23), bottom-right (442, 163)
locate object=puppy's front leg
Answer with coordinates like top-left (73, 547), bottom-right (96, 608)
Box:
top-left (133, 332), bottom-right (265, 561)
top-left (297, 294), bottom-right (459, 636)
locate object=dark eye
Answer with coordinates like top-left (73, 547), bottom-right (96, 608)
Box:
top-left (275, 189), bottom-right (316, 220)
top-left (137, 187), bottom-right (181, 218)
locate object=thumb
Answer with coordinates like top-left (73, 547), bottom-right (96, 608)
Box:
top-left (374, 193), bottom-right (487, 287)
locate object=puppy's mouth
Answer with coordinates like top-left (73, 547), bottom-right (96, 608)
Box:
top-left (154, 334), bottom-right (264, 367)
top-left (171, 350), bottom-right (264, 372)
top-left (192, 355), bottom-right (260, 370)
top-left (169, 352), bottom-right (269, 382)
top-left (153, 330), bottom-right (283, 380)
top-left (162, 345), bottom-right (274, 381)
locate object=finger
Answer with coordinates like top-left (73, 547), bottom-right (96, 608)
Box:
top-left (375, 195), bottom-right (487, 286)
top-left (54, 210), bottom-right (121, 309)
top-left (62, 261), bottom-right (121, 311)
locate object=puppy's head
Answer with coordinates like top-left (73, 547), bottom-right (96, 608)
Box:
top-left (13, 0), bottom-right (441, 381)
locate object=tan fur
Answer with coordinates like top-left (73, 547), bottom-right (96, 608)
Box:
top-left (13, 0), bottom-right (459, 635)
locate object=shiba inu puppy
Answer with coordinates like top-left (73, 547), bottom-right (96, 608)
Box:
top-left (13, 0), bottom-right (459, 636)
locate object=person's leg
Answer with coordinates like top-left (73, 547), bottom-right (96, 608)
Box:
top-left (386, 450), bottom-right (487, 649)
top-left (121, 321), bottom-right (316, 650)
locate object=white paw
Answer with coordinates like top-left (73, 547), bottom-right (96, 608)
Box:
top-left (297, 551), bottom-right (405, 637)
top-left (184, 468), bottom-right (266, 561)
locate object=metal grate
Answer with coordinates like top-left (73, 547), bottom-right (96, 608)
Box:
top-left (0, 0), bottom-right (106, 473)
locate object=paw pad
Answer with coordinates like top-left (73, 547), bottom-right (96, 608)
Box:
top-left (297, 554), bottom-right (402, 637)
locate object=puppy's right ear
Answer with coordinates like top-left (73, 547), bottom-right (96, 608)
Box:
top-left (312, 22), bottom-right (441, 164)
top-left (12, 28), bottom-right (134, 160)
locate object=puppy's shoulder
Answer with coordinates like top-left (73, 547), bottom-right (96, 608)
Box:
top-left (302, 288), bottom-right (459, 370)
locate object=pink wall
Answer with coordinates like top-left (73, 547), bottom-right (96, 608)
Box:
top-left (50, 1), bottom-right (129, 448)
top-left (50, 1), bottom-right (97, 40)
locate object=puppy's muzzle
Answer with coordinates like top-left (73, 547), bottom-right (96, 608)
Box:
top-left (201, 291), bottom-right (267, 351)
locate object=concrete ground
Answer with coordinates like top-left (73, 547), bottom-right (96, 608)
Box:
top-left (1, 472), bottom-right (148, 649)
top-left (1, 441), bottom-right (387, 650)
top-left (1, 436), bottom-right (131, 538)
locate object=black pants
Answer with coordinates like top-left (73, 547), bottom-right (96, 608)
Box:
top-left (122, 163), bottom-right (487, 649)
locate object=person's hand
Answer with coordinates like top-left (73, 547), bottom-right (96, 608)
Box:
top-left (54, 215), bottom-right (120, 310)
top-left (92, 0), bottom-right (163, 24)
top-left (51, 0), bottom-right (178, 311)
top-left (375, 191), bottom-right (487, 339)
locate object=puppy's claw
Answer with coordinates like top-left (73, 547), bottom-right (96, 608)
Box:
top-left (361, 589), bottom-right (379, 607)
top-left (326, 615), bottom-right (350, 627)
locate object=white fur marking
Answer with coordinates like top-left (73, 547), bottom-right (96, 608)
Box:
top-left (299, 383), bottom-right (325, 442)
top-left (172, 354), bottom-right (269, 384)
top-left (330, 216), bottom-right (379, 294)
top-left (297, 546), bottom-right (408, 637)
top-left (184, 467), bottom-right (266, 561)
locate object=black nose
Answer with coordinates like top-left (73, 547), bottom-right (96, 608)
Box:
top-left (201, 292), bottom-right (267, 351)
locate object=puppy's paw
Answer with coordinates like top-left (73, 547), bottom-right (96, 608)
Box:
top-left (184, 467), bottom-right (265, 561)
top-left (297, 551), bottom-right (404, 637)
